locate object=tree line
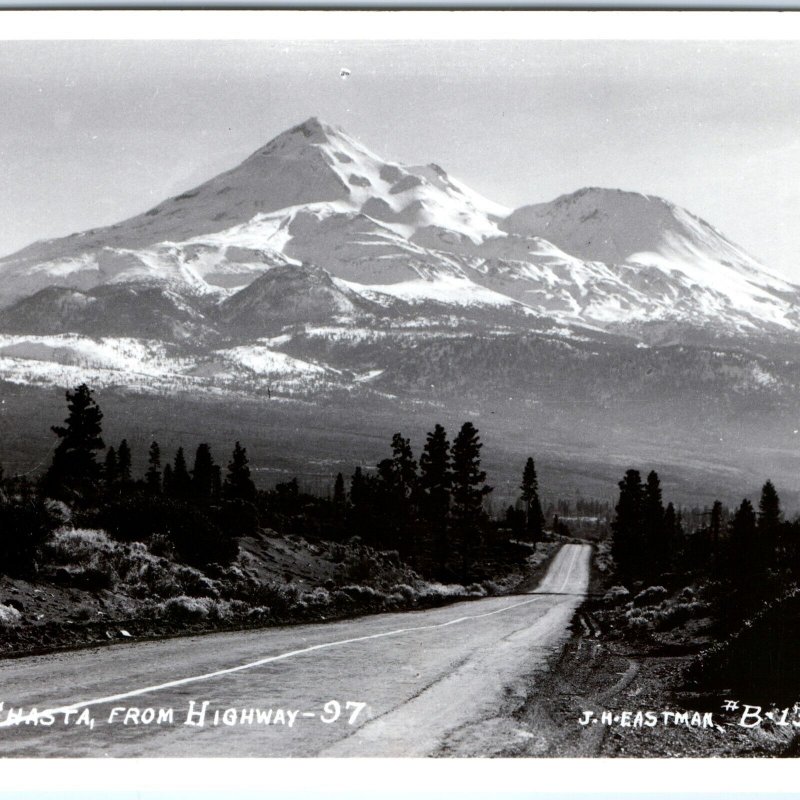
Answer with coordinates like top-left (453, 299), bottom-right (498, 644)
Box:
top-left (0, 384), bottom-right (548, 582)
top-left (611, 467), bottom-right (800, 625)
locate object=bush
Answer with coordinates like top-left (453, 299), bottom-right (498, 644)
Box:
top-left (46, 528), bottom-right (224, 600)
top-left (0, 603), bottom-right (22, 628)
top-left (160, 595), bottom-right (214, 622)
top-left (633, 585), bottom-right (668, 606)
top-left (604, 585), bottom-right (631, 604)
top-left (299, 587), bottom-right (332, 610)
top-left (0, 496), bottom-right (60, 578)
top-left (158, 595), bottom-right (234, 623)
top-left (67, 566), bottom-right (114, 591)
top-left (212, 500), bottom-right (259, 537)
top-left (87, 493), bottom-right (239, 567)
top-left (167, 506), bottom-right (238, 568)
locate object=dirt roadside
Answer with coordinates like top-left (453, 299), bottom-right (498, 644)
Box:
top-left (495, 542), bottom-right (800, 758)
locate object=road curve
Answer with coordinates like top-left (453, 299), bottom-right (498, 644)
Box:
top-left (0, 543), bottom-right (591, 757)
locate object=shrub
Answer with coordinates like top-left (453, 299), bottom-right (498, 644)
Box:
top-left (0, 603), bottom-right (22, 628)
top-left (604, 585), bottom-right (631, 604)
top-left (634, 585), bottom-right (668, 606)
top-left (299, 587), bottom-right (332, 610)
top-left (68, 566), bottom-right (114, 591)
top-left (159, 595), bottom-right (214, 622)
top-left (212, 500), bottom-right (259, 537)
top-left (167, 506), bottom-right (238, 568)
top-left (88, 493), bottom-right (239, 567)
top-left (390, 583), bottom-right (419, 603)
top-left (0, 496), bottom-right (60, 578)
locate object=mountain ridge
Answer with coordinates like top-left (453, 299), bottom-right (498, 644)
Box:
top-left (1, 117), bottom-right (796, 346)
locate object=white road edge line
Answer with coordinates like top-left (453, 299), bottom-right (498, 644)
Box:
top-left (0, 559), bottom-right (587, 728)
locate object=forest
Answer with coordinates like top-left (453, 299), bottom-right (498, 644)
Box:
top-left (0, 383), bottom-right (548, 584)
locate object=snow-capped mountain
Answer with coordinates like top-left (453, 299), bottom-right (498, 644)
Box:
top-left (3, 117), bottom-right (800, 500)
top-left (2, 117), bottom-right (797, 347)
top-left (0, 118), bottom-right (506, 305)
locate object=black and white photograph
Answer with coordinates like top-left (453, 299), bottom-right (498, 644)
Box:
top-left (1, 10), bottom-right (800, 760)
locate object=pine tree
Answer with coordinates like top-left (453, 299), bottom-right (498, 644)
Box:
top-left (171, 447), bottom-right (192, 498)
top-left (451, 422), bottom-right (492, 580)
top-left (350, 466), bottom-right (366, 508)
top-left (519, 457), bottom-right (545, 542)
top-left (223, 442), bottom-right (256, 502)
top-left (212, 464), bottom-right (222, 500)
top-left (191, 443), bottom-right (216, 501)
top-left (709, 499), bottom-right (723, 572)
top-left (349, 466), bottom-right (370, 540)
top-left (117, 439), bottom-right (132, 486)
top-left (162, 463), bottom-right (174, 495)
top-left (757, 479), bottom-right (781, 567)
top-left (376, 433), bottom-right (418, 555)
top-left (45, 383), bottom-right (105, 498)
top-left (419, 424), bottom-right (452, 574)
top-left (643, 470), bottom-right (666, 577)
top-left (729, 498), bottom-right (757, 578)
top-left (104, 446), bottom-right (118, 490)
top-left (333, 472), bottom-right (346, 506)
top-left (145, 441), bottom-right (161, 493)
top-left (611, 469), bottom-right (644, 582)
top-left (664, 501), bottom-right (679, 560)
top-left (379, 434), bottom-right (417, 507)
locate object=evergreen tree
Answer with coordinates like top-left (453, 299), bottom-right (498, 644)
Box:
top-left (103, 446), bottom-right (118, 490)
top-left (162, 463), bottom-right (174, 496)
top-left (519, 457), bottom-right (545, 541)
top-left (191, 443), bottom-right (216, 501)
top-left (729, 498), bottom-right (757, 579)
top-left (709, 500), bottom-right (723, 571)
top-left (376, 433), bottom-right (418, 555)
top-left (212, 464), bottom-right (222, 500)
top-left (664, 501), bottom-right (679, 558)
top-left (419, 424), bottom-right (452, 574)
top-left (757, 480), bottom-right (781, 566)
top-left (350, 466), bottom-right (366, 508)
top-left (611, 468), bottom-right (644, 582)
top-left (117, 439), bottom-right (132, 486)
top-left (643, 470), bottom-right (667, 577)
top-left (333, 472), bottom-right (346, 506)
top-left (44, 383), bottom-right (105, 498)
top-left (378, 434), bottom-right (417, 507)
top-left (171, 447), bottom-right (192, 498)
top-left (450, 422), bottom-right (492, 579)
top-left (348, 466), bottom-right (373, 541)
top-left (145, 441), bottom-right (161, 493)
top-left (223, 441), bottom-right (256, 502)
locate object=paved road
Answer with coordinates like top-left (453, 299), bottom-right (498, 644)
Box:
top-left (0, 543), bottom-right (591, 757)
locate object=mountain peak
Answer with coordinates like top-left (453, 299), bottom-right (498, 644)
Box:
top-left (271, 116), bottom-right (341, 146)
top-left (556, 186), bottom-right (666, 206)
top-left (503, 186), bottom-right (711, 265)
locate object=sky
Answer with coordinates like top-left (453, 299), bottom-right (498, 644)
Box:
top-left (1, 37), bottom-right (799, 277)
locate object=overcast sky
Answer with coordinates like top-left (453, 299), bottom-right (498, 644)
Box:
top-left (1, 38), bottom-right (798, 277)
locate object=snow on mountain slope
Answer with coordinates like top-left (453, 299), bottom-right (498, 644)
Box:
top-left (0, 118), bottom-right (506, 305)
top-left (219, 343), bottom-right (332, 378)
top-left (344, 273), bottom-right (524, 310)
top-left (0, 332), bottom-right (349, 395)
top-left (2, 118), bottom-right (799, 348)
top-left (500, 187), bottom-right (800, 333)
